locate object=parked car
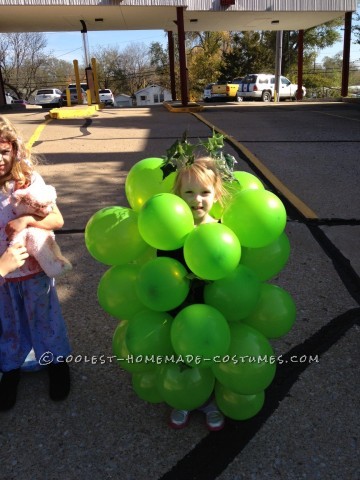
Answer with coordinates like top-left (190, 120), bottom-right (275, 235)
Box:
top-left (34, 88), bottom-right (63, 108)
top-left (67, 83), bottom-right (88, 91)
top-left (99, 89), bottom-right (114, 106)
top-left (203, 83), bottom-right (215, 102)
top-left (61, 87), bottom-right (87, 105)
top-left (238, 74), bottom-right (306, 102)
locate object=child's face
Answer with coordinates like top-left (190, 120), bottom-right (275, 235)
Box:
top-left (179, 175), bottom-right (216, 225)
top-left (0, 140), bottom-right (13, 179)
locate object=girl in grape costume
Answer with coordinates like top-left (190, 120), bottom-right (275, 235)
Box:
top-left (158, 158), bottom-right (227, 430)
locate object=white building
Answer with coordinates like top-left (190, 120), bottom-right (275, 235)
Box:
top-left (135, 85), bottom-right (172, 106)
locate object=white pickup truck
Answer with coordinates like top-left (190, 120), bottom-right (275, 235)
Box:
top-left (99, 89), bottom-right (114, 106)
top-left (238, 74), bottom-right (306, 102)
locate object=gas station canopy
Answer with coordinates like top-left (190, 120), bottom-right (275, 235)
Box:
top-left (0, 0), bottom-right (357, 34)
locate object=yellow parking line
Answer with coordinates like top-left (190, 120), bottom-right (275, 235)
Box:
top-left (193, 112), bottom-right (318, 220)
top-left (26, 117), bottom-right (52, 149)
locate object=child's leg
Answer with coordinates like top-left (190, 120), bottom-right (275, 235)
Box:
top-left (198, 400), bottom-right (225, 431)
top-left (169, 409), bottom-right (190, 429)
top-left (22, 273), bottom-right (72, 399)
top-left (0, 283), bottom-right (33, 410)
top-left (0, 369), bottom-right (21, 411)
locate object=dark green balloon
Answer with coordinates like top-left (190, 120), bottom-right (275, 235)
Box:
top-left (97, 264), bottom-right (144, 320)
top-left (204, 264), bottom-right (261, 322)
top-left (212, 323), bottom-right (276, 395)
top-left (240, 232), bottom-right (291, 281)
top-left (136, 257), bottom-right (190, 312)
top-left (171, 304), bottom-right (231, 368)
top-left (132, 370), bottom-right (164, 404)
top-left (112, 320), bottom-right (155, 373)
top-left (242, 283), bottom-right (296, 339)
top-left (215, 382), bottom-right (265, 420)
top-left (126, 309), bottom-right (174, 358)
top-left (156, 363), bottom-right (215, 410)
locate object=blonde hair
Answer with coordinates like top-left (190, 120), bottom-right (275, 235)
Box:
top-left (173, 157), bottom-right (227, 205)
top-left (0, 115), bottom-right (37, 191)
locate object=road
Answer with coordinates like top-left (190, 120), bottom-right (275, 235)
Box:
top-left (0, 102), bottom-right (359, 480)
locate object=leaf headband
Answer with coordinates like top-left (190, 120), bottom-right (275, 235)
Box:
top-left (161, 130), bottom-right (238, 183)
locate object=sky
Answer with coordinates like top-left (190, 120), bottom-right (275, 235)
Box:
top-left (43, 21), bottom-right (360, 68)
top-left (44, 29), bottom-right (168, 64)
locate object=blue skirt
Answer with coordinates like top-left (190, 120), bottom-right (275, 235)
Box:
top-left (0, 272), bottom-right (71, 372)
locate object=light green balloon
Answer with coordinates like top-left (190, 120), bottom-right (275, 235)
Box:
top-left (85, 206), bottom-right (148, 265)
top-left (242, 283), bottom-right (296, 339)
top-left (132, 370), bottom-right (164, 404)
top-left (171, 304), bottom-right (231, 368)
top-left (222, 189), bottom-right (287, 248)
top-left (125, 157), bottom-right (176, 211)
top-left (212, 323), bottom-right (276, 395)
top-left (215, 382), bottom-right (265, 420)
top-left (184, 223), bottom-right (241, 280)
top-left (97, 264), bottom-right (144, 320)
top-left (232, 171), bottom-right (265, 192)
top-left (156, 363), bottom-right (215, 410)
top-left (204, 264), bottom-right (261, 322)
top-left (136, 257), bottom-right (190, 312)
top-left (240, 232), bottom-right (291, 281)
top-left (138, 193), bottom-right (194, 250)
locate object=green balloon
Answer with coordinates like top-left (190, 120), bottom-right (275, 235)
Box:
top-left (204, 264), bottom-right (261, 322)
top-left (156, 363), bottom-right (215, 410)
top-left (171, 304), bottom-right (231, 368)
top-left (212, 323), bottom-right (276, 395)
top-left (240, 232), bottom-right (291, 281)
top-left (138, 193), bottom-right (194, 250)
top-left (184, 223), bottom-right (241, 280)
top-left (136, 257), bottom-right (190, 312)
top-left (85, 206), bottom-right (148, 265)
top-left (130, 245), bottom-right (157, 266)
top-left (126, 309), bottom-right (174, 358)
top-left (125, 157), bottom-right (176, 211)
top-left (132, 370), bottom-right (164, 404)
top-left (242, 283), bottom-right (296, 339)
top-left (222, 189), bottom-right (287, 248)
top-left (112, 321), bottom-right (155, 373)
top-left (215, 382), bottom-right (265, 420)
top-left (97, 264), bottom-right (144, 319)
top-left (232, 171), bottom-right (265, 192)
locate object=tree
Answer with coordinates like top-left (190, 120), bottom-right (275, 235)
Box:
top-left (91, 42), bottom-right (155, 96)
top-left (220, 31), bottom-right (275, 80)
top-left (148, 41), bottom-right (172, 91)
top-left (0, 32), bottom-right (50, 99)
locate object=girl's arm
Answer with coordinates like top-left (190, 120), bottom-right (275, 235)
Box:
top-left (0, 244), bottom-right (29, 278)
top-left (5, 205), bottom-right (64, 240)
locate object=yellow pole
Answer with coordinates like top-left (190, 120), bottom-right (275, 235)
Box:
top-left (91, 58), bottom-right (100, 104)
top-left (66, 89), bottom-right (71, 107)
top-left (73, 60), bottom-right (83, 105)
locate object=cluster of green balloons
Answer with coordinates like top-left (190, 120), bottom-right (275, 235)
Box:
top-left (85, 156), bottom-right (296, 421)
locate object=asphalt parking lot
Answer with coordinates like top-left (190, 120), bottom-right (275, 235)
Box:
top-left (0, 101), bottom-right (359, 480)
